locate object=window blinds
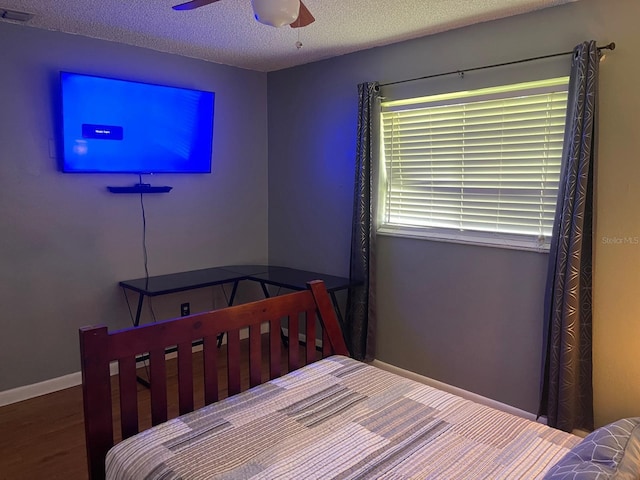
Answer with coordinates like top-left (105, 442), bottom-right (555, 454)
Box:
top-left (380, 77), bottom-right (569, 250)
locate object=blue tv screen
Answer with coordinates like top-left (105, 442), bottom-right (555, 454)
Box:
top-left (60, 72), bottom-right (215, 173)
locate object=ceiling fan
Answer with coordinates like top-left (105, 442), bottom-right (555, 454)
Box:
top-left (172, 0), bottom-right (315, 28)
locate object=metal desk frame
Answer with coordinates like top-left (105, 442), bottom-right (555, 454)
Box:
top-left (119, 265), bottom-right (353, 332)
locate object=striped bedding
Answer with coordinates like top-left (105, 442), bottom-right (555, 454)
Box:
top-left (106, 355), bottom-right (580, 479)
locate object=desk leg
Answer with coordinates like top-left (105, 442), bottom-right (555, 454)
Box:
top-left (136, 373), bottom-right (151, 388)
top-left (134, 293), bottom-right (144, 327)
top-left (217, 280), bottom-right (241, 348)
top-left (228, 280), bottom-right (240, 306)
top-left (259, 282), bottom-right (270, 299)
top-left (329, 291), bottom-right (345, 332)
top-left (131, 294), bottom-right (148, 386)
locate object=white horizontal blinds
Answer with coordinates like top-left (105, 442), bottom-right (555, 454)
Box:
top-left (381, 78), bottom-right (569, 248)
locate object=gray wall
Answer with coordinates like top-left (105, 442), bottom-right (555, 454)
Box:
top-left (0, 23), bottom-right (268, 391)
top-left (4, 0), bottom-right (640, 428)
top-left (268, 0), bottom-right (640, 423)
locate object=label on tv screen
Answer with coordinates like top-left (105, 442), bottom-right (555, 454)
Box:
top-left (82, 124), bottom-right (124, 140)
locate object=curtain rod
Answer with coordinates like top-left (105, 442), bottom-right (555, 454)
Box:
top-left (378, 42), bottom-right (616, 88)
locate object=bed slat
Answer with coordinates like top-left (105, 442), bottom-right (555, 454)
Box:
top-left (227, 329), bottom-right (241, 396)
top-left (305, 309), bottom-right (316, 365)
top-left (177, 341), bottom-right (194, 415)
top-left (149, 349), bottom-right (167, 426)
top-left (118, 356), bottom-right (139, 439)
top-left (288, 314), bottom-right (299, 371)
top-left (322, 328), bottom-right (331, 357)
top-left (249, 324), bottom-right (262, 387)
top-left (203, 335), bottom-right (219, 405)
top-left (269, 319), bottom-right (281, 379)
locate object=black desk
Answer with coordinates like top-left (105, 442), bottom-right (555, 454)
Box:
top-left (120, 265), bottom-right (353, 330)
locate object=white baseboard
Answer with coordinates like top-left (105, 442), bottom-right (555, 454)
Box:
top-left (369, 359), bottom-right (545, 424)
top-left (0, 372), bottom-right (83, 407)
top-left (0, 326), bottom-right (258, 408)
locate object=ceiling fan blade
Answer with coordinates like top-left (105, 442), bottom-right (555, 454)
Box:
top-left (290, 1), bottom-right (315, 28)
top-left (172, 0), bottom-right (223, 11)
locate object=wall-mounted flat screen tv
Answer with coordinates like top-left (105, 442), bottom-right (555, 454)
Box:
top-left (60, 72), bottom-right (215, 173)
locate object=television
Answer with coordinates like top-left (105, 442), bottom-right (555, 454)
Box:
top-left (59, 72), bottom-right (215, 174)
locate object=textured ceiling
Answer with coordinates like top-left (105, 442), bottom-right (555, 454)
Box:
top-left (0, 0), bottom-right (578, 72)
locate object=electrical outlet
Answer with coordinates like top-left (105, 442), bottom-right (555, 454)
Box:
top-left (180, 302), bottom-right (190, 316)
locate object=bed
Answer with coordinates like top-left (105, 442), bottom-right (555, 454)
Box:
top-left (80, 281), bottom-right (640, 479)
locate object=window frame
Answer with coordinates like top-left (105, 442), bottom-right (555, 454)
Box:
top-left (377, 77), bottom-right (570, 253)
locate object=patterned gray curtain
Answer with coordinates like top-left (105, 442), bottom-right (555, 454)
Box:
top-left (345, 81), bottom-right (379, 361)
top-left (538, 41), bottom-right (598, 432)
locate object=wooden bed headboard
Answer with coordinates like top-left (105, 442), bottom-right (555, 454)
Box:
top-left (79, 280), bottom-right (349, 480)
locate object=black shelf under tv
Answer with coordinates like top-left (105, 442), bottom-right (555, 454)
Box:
top-left (107, 184), bottom-right (172, 194)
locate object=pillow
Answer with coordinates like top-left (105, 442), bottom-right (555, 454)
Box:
top-left (544, 417), bottom-right (640, 479)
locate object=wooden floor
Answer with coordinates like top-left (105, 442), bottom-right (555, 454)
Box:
top-left (0, 337), bottom-right (309, 480)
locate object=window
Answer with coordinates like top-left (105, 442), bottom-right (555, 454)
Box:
top-left (378, 77), bottom-right (570, 251)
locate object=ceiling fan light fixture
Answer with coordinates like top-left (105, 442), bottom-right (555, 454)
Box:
top-left (251, 0), bottom-right (300, 28)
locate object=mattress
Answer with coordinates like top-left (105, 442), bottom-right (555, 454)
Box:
top-left (106, 355), bottom-right (580, 479)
